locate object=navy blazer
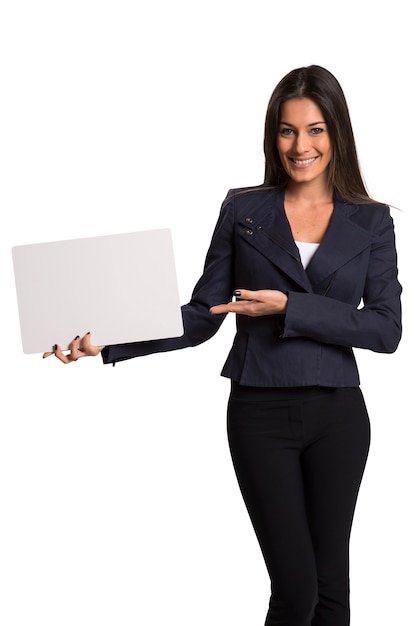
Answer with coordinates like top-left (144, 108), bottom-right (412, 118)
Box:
top-left (102, 186), bottom-right (402, 387)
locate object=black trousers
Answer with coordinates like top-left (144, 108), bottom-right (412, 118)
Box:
top-left (227, 383), bottom-right (370, 626)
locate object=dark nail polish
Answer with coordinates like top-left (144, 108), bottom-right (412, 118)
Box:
top-left (53, 344), bottom-right (57, 351)
top-left (74, 335), bottom-right (80, 340)
top-left (233, 290), bottom-right (241, 297)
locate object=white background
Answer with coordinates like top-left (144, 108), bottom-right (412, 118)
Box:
top-left (0, 1), bottom-right (415, 624)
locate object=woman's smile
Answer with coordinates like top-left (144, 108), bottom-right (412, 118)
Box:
top-left (290, 156), bottom-right (319, 167)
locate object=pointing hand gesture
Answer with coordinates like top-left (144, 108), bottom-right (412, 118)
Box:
top-left (210, 289), bottom-right (288, 317)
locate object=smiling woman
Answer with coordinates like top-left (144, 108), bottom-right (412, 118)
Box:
top-left (44, 65), bottom-right (402, 626)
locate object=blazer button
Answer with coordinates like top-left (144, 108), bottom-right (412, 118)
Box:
top-left (246, 228), bottom-right (253, 236)
top-left (245, 217), bottom-right (253, 224)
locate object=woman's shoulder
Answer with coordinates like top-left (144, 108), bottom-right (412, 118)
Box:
top-left (337, 191), bottom-right (390, 213)
top-left (336, 192), bottom-right (391, 218)
top-left (338, 196), bottom-right (394, 237)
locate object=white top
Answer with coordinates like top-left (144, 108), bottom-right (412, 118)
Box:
top-left (295, 240), bottom-right (320, 269)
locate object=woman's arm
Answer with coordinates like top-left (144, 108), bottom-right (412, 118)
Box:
top-left (44, 194), bottom-right (237, 365)
top-left (282, 209), bottom-right (402, 353)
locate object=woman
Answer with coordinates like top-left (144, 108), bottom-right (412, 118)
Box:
top-left (44, 65), bottom-right (402, 625)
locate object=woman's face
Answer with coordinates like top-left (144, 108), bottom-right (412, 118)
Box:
top-left (276, 98), bottom-right (332, 188)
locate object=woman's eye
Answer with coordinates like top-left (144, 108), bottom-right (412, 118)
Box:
top-left (280, 128), bottom-right (294, 136)
top-left (311, 127), bottom-right (324, 134)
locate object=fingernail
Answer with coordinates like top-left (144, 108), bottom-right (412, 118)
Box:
top-left (233, 290), bottom-right (241, 297)
top-left (53, 344), bottom-right (57, 351)
top-left (86, 331), bottom-right (90, 335)
top-left (74, 335), bottom-right (80, 340)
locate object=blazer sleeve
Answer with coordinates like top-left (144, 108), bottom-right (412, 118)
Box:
top-left (101, 196), bottom-right (235, 365)
top-left (282, 207), bottom-right (402, 353)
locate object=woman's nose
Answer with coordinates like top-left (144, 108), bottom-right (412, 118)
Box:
top-left (294, 132), bottom-right (309, 154)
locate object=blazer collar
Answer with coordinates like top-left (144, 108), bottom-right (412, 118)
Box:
top-left (238, 187), bottom-right (374, 293)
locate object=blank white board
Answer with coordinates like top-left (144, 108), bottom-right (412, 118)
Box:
top-left (12, 229), bottom-right (184, 354)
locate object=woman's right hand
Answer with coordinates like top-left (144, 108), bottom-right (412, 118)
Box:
top-left (43, 332), bottom-right (104, 364)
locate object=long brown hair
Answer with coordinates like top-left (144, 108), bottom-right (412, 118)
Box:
top-left (264, 65), bottom-right (376, 204)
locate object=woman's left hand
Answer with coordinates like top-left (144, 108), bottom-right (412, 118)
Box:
top-left (210, 289), bottom-right (288, 317)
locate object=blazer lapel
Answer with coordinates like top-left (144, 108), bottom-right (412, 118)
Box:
top-left (238, 188), bottom-right (313, 292)
top-left (306, 198), bottom-right (374, 291)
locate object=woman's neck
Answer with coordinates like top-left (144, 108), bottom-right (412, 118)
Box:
top-left (283, 182), bottom-right (334, 243)
top-left (284, 181), bottom-right (333, 209)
